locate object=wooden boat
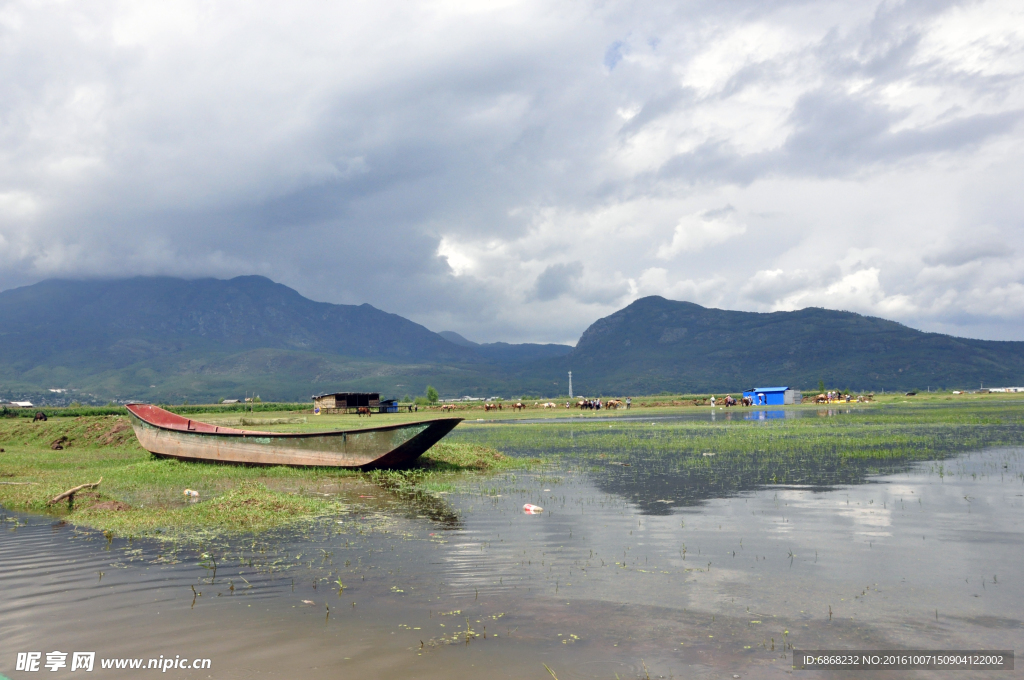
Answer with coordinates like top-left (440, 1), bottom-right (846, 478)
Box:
top-left (125, 403), bottom-right (462, 468)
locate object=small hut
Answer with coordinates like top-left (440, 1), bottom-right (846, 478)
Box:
top-left (742, 386), bottom-right (801, 406)
top-left (313, 392), bottom-right (380, 414)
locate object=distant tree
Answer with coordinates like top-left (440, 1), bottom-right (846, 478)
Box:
top-left (818, 379), bottom-right (825, 394)
top-left (402, 394), bottom-right (412, 403)
top-left (69, 401), bottom-right (82, 408)
top-left (425, 386), bottom-right (439, 404)
top-left (217, 398), bottom-right (225, 404)
top-left (253, 396), bottom-right (262, 404)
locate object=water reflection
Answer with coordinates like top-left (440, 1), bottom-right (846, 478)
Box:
top-left (744, 410), bottom-right (788, 420)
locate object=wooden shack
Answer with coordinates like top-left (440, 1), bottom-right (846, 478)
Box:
top-left (313, 392), bottom-right (380, 414)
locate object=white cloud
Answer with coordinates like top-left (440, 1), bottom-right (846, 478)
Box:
top-left (656, 206), bottom-right (746, 259)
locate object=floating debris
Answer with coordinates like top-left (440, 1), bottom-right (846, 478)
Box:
top-left (523, 504), bottom-right (543, 514)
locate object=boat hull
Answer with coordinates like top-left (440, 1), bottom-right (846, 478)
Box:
top-left (125, 404), bottom-right (461, 469)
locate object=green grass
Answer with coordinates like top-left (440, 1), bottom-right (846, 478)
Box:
top-left (0, 415), bottom-right (518, 538)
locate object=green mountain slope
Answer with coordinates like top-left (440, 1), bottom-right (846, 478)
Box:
top-left (0, 277), bottom-right (536, 403)
top-left (555, 296), bottom-right (1024, 394)
top-left (0, 275), bottom-right (479, 370)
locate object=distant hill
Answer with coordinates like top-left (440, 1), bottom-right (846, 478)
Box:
top-left (555, 296), bottom-right (1024, 394)
top-left (437, 331), bottom-right (478, 347)
top-left (438, 331), bottom-right (573, 364)
top-left (0, 276), bottom-right (483, 365)
top-left (0, 276), bottom-right (564, 403)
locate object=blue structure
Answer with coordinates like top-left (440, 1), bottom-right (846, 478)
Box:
top-left (742, 386), bottom-right (801, 406)
top-left (377, 399), bottom-right (399, 414)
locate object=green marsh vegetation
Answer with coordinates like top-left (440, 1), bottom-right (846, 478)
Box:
top-left (452, 400), bottom-right (1024, 512)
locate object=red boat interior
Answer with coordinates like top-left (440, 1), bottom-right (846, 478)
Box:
top-left (126, 404), bottom-right (275, 435)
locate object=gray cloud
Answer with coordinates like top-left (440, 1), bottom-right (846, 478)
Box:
top-left (531, 262), bottom-right (584, 302)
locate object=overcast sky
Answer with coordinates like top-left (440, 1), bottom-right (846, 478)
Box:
top-left (1, 0), bottom-right (1022, 343)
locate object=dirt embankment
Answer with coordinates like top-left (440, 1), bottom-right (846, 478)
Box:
top-left (0, 416), bottom-right (138, 452)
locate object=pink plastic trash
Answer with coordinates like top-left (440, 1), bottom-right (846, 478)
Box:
top-left (523, 503), bottom-right (543, 514)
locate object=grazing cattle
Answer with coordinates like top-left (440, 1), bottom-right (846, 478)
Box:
top-left (606, 399), bottom-right (623, 409)
top-left (513, 402), bottom-right (525, 411)
top-left (440, 404), bottom-right (457, 412)
top-left (814, 394), bottom-right (827, 404)
top-left (356, 406), bottom-right (371, 417)
top-left (542, 402), bottom-right (557, 408)
top-left (484, 403), bottom-right (500, 412)
top-left (33, 411), bottom-right (47, 422)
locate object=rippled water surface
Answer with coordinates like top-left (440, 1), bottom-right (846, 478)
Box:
top-left (2, 410), bottom-right (1022, 679)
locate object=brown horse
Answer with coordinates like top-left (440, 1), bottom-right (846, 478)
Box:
top-left (357, 406), bottom-right (371, 417)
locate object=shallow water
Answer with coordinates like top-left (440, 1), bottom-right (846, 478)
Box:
top-left (2, 422), bottom-right (1022, 679)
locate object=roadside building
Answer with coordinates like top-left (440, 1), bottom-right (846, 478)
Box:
top-left (313, 392), bottom-right (380, 414)
top-left (742, 386), bottom-right (801, 406)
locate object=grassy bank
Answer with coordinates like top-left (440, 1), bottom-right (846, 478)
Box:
top-left (0, 415), bottom-right (518, 538)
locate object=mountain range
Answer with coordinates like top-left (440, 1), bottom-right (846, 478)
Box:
top-left (1, 276), bottom-right (1021, 404)
top-left (550, 296), bottom-right (1024, 395)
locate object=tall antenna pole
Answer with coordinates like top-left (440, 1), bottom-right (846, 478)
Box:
top-left (568, 371), bottom-right (573, 398)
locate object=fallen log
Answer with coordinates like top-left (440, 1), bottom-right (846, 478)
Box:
top-left (49, 477), bottom-right (103, 505)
